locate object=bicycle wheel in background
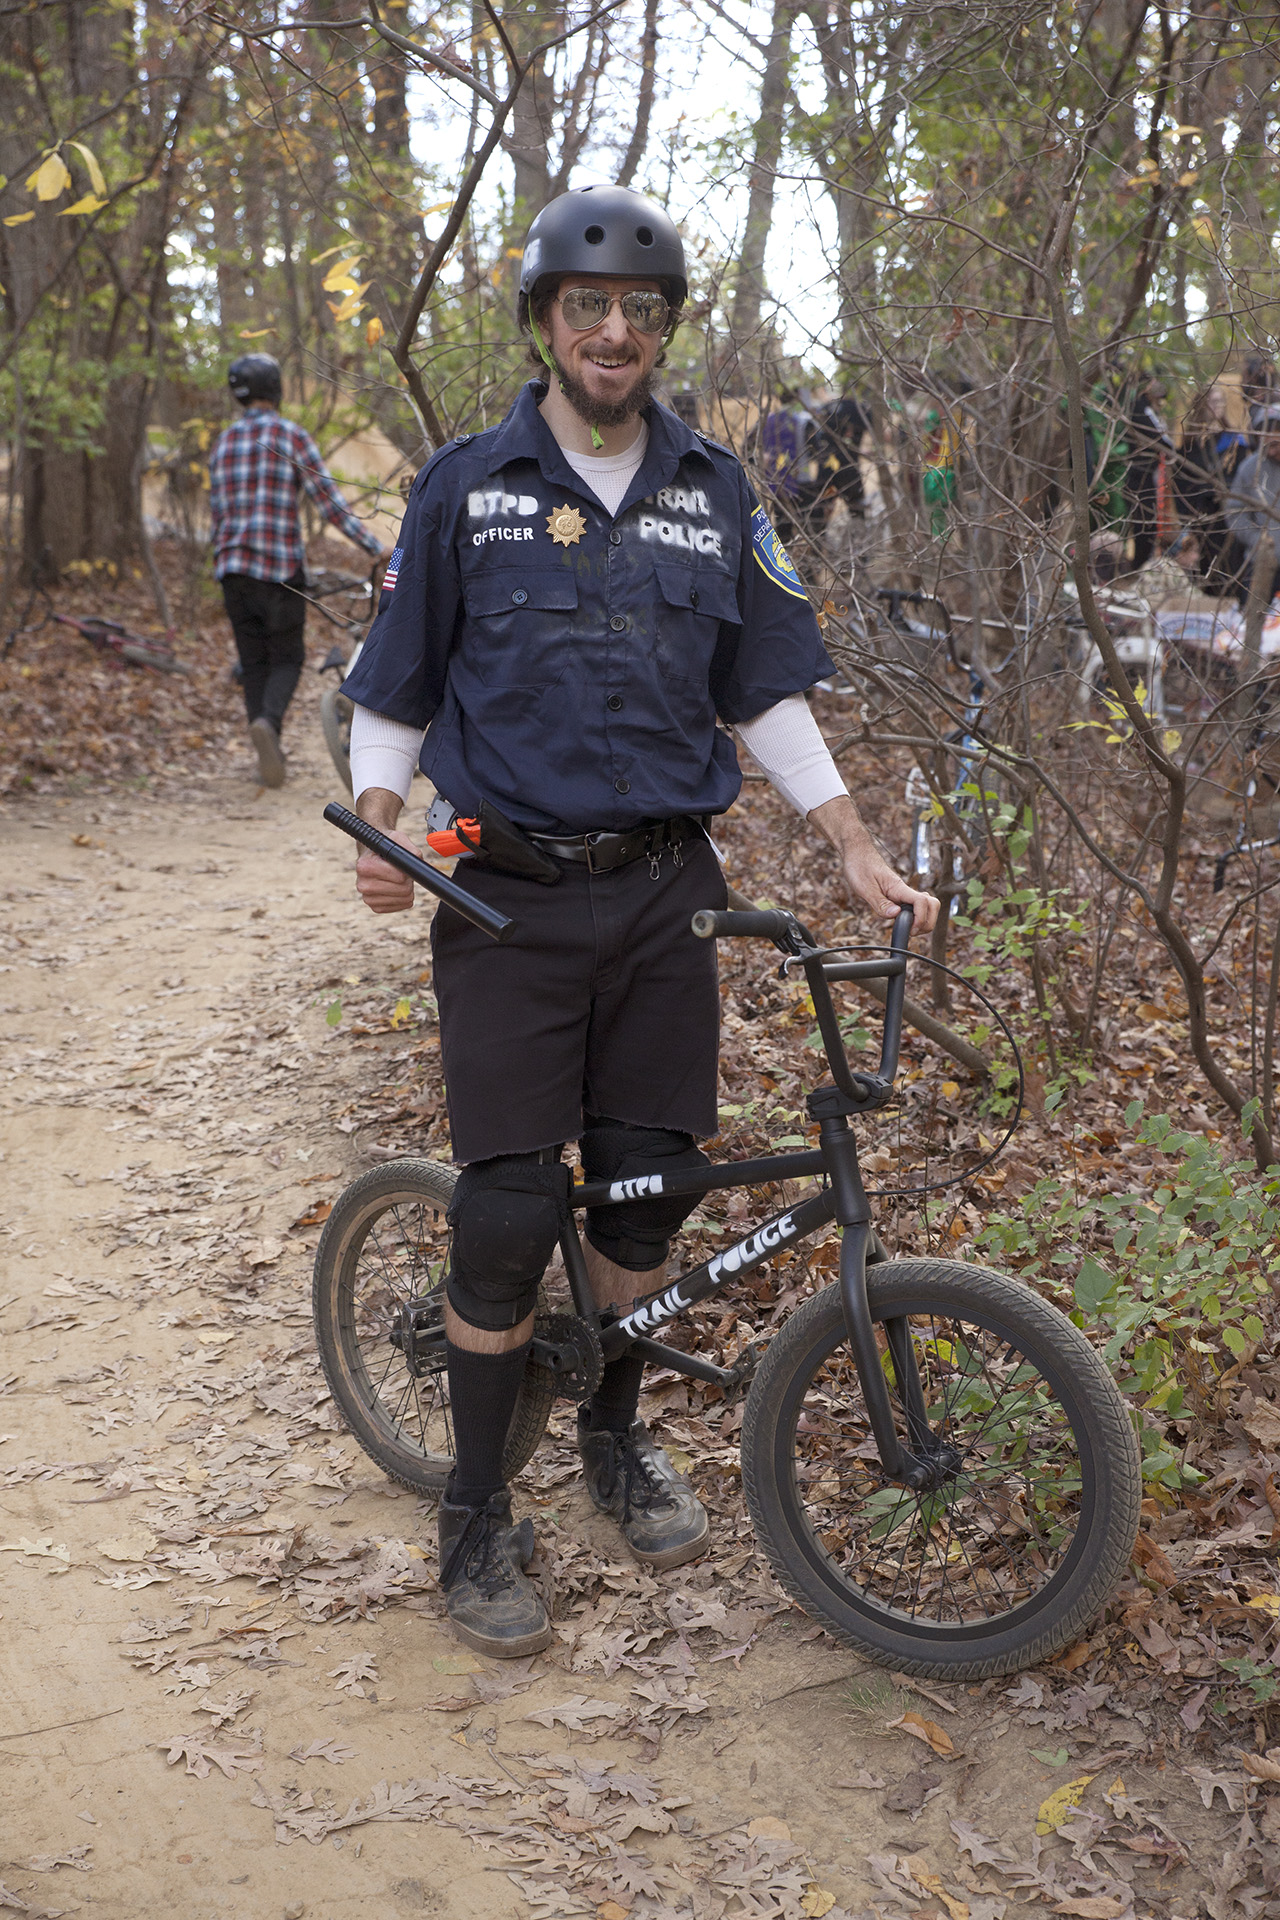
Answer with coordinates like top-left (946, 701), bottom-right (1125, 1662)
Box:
top-left (320, 686), bottom-right (355, 792)
top-left (742, 1259), bottom-right (1140, 1679)
top-left (313, 1158), bottom-right (554, 1493)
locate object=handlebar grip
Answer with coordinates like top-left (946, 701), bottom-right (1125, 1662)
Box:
top-left (323, 802), bottom-right (514, 943)
top-left (691, 908), bottom-right (798, 942)
top-left (879, 905), bottom-right (915, 1081)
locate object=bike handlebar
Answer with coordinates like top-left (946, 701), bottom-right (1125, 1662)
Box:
top-left (691, 900), bottom-right (914, 1101)
top-left (322, 803), bottom-right (514, 943)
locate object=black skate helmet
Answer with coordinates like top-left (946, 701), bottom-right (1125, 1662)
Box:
top-left (227, 353), bottom-right (282, 406)
top-left (518, 185), bottom-right (687, 306)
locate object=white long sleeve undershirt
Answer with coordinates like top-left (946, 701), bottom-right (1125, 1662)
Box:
top-left (349, 690), bottom-right (846, 818)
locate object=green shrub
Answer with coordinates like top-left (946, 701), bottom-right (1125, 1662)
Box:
top-left (973, 1102), bottom-right (1278, 1486)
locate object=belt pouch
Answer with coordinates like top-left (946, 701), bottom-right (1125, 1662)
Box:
top-left (475, 800), bottom-right (562, 885)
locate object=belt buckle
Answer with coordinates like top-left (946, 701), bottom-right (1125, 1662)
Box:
top-left (583, 831), bottom-right (610, 875)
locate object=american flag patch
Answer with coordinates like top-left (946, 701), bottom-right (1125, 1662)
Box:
top-left (383, 545), bottom-right (403, 593)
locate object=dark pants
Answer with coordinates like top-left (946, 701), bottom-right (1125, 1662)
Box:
top-left (220, 570), bottom-right (307, 733)
top-left (429, 833), bottom-right (727, 1164)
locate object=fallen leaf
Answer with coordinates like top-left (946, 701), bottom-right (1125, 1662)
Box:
top-left (887, 1711), bottom-right (955, 1757)
top-left (0, 1535), bottom-right (71, 1565)
top-left (1052, 1901), bottom-right (1125, 1919)
top-left (1242, 1748), bottom-right (1280, 1783)
top-left (157, 1734), bottom-right (263, 1780)
top-left (431, 1653), bottom-right (484, 1675)
top-left (524, 1695), bottom-right (622, 1732)
top-left (801, 1888), bottom-right (837, 1917)
top-left (288, 1739), bottom-right (356, 1766)
top-left (1055, 1641), bottom-right (1093, 1672)
top-left (98, 1529), bottom-right (158, 1562)
top-left (597, 1906), bottom-right (629, 1920)
top-left (290, 1200), bottom-right (332, 1229)
top-left (1036, 1774), bottom-right (1095, 1835)
top-left (1247, 1594), bottom-right (1280, 1617)
top-left (746, 1815), bottom-right (792, 1841)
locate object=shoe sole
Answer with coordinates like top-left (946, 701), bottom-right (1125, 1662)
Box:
top-left (249, 719), bottom-right (285, 788)
top-left (624, 1509), bottom-right (711, 1570)
top-left (446, 1615), bottom-right (553, 1660)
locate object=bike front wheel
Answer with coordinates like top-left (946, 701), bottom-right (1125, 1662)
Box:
top-left (742, 1260), bottom-right (1141, 1679)
top-left (312, 1159), bottom-right (554, 1493)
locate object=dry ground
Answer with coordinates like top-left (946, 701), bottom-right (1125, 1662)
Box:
top-left (0, 664), bottom-right (1264, 1920)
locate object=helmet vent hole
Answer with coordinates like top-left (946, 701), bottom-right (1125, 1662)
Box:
top-left (636, 226), bottom-right (654, 246)
top-left (584, 224), bottom-right (605, 245)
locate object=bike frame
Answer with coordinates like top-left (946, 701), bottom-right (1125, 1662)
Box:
top-left (323, 804), bottom-right (943, 1492)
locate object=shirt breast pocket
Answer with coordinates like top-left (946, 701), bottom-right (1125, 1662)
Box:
top-left (458, 570), bottom-right (579, 687)
top-left (653, 565), bottom-right (741, 680)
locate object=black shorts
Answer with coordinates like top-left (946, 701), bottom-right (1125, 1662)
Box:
top-left (430, 833), bottom-right (727, 1163)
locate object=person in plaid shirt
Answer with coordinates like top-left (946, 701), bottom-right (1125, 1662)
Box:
top-left (209, 354), bottom-right (390, 787)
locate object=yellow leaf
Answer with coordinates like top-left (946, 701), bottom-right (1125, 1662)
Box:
top-left (667, 1447), bottom-right (693, 1473)
top-left (68, 141), bottom-right (107, 196)
top-left (322, 253), bottom-right (364, 291)
top-left (3, 211), bottom-right (35, 226)
top-left (310, 240), bottom-right (357, 264)
top-left (57, 194), bottom-right (107, 216)
top-left (888, 1711), bottom-right (956, 1757)
top-left (1191, 213), bottom-right (1215, 243)
top-left (238, 327), bottom-right (274, 339)
top-left (746, 1816), bottom-right (791, 1842)
top-left (329, 284), bottom-right (370, 323)
top-left (941, 1080), bottom-right (960, 1099)
top-left (801, 1889), bottom-right (837, 1918)
top-left (1172, 123), bottom-right (1202, 135)
top-left (1035, 1773), bottom-right (1095, 1835)
top-left (27, 151), bottom-right (71, 200)
top-left (1162, 728), bottom-right (1182, 753)
top-left (366, 315), bottom-right (384, 346)
top-left (422, 198), bottom-right (455, 216)
top-left (1247, 1594), bottom-right (1280, 1617)
top-left (909, 1866), bottom-right (968, 1920)
top-left (1177, 171), bottom-right (1199, 187)
top-left (597, 1905), bottom-right (630, 1920)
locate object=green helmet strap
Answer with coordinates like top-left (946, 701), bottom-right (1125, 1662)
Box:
top-left (530, 309), bottom-right (604, 450)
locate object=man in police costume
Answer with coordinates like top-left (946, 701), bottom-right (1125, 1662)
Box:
top-left (342, 184), bottom-right (938, 1658)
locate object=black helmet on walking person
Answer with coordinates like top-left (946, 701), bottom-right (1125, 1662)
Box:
top-left (518, 185), bottom-right (688, 309)
top-left (227, 353), bottom-right (282, 406)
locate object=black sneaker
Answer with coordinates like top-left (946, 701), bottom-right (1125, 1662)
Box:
top-left (577, 1416), bottom-right (710, 1569)
top-left (437, 1487), bottom-right (552, 1658)
top-left (249, 717), bottom-right (285, 788)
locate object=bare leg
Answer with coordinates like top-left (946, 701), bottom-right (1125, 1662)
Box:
top-left (444, 1302), bottom-right (534, 1352)
top-left (582, 1239), bottom-right (665, 1315)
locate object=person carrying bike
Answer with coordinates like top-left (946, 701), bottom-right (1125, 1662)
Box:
top-left (341, 183), bottom-right (938, 1658)
top-left (209, 353), bottom-right (391, 788)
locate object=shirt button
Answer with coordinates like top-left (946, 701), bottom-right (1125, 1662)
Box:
top-left (607, 694), bottom-right (624, 711)
top-left (511, 588), bottom-right (528, 605)
top-left (614, 777), bottom-right (630, 794)
top-left (609, 615), bottom-right (626, 632)
top-left (609, 530), bottom-right (622, 546)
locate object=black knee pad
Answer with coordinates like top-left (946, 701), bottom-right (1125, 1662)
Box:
top-left (445, 1154), bottom-right (569, 1331)
top-left (580, 1118), bottom-right (709, 1273)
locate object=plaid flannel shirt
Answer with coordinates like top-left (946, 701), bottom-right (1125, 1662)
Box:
top-left (209, 410), bottom-right (382, 581)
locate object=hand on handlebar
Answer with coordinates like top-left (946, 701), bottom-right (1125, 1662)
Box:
top-left (356, 826), bottom-right (421, 914)
top-left (843, 842), bottom-right (939, 934)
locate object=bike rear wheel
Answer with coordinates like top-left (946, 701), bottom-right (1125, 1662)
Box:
top-left (741, 1260), bottom-right (1140, 1678)
top-left (320, 686), bottom-right (354, 792)
top-left (312, 1158), bottom-right (554, 1493)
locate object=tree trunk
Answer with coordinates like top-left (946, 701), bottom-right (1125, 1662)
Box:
top-left (727, 0), bottom-right (795, 364)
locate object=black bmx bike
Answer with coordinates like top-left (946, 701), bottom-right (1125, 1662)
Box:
top-left (314, 804), bottom-right (1141, 1679)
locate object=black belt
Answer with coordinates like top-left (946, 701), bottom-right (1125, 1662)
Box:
top-left (527, 816), bottom-right (698, 874)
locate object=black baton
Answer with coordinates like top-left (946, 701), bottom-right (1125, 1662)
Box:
top-left (323, 802), bottom-right (514, 943)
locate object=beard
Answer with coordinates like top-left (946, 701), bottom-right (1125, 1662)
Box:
top-left (553, 353), bottom-right (656, 429)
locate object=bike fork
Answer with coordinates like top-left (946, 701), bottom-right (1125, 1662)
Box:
top-left (821, 1117), bottom-right (936, 1490)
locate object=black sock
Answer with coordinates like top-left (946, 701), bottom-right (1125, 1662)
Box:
top-left (446, 1339), bottom-right (530, 1507)
top-left (583, 1347), bottom-right (646, 1435)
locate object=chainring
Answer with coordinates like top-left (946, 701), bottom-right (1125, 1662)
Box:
top-left (534, 1310), bottom-right (604, 1401)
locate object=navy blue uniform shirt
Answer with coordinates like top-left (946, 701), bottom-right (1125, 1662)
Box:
top-left (342, 381), bottom-right (834, 834)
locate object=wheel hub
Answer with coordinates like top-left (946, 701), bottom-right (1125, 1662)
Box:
top-left (387, 1295), bottom-right (446, 1379)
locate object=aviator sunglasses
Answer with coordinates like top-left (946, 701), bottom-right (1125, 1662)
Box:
top-left (556, 286), bottom-right (671, 334)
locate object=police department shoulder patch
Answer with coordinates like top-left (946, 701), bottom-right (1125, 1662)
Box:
top-left (750, 506), bottom-right (806, 599)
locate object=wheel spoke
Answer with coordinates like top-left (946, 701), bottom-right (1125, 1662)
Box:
top-left (788, 1300), bottom-right (1087, 1629)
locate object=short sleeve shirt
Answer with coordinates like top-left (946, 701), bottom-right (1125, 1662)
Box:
top-left (341, 382), bottom-right (834, 834)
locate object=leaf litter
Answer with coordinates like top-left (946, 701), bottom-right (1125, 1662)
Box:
top-left (5, 668), bottom-right (1280, 1914)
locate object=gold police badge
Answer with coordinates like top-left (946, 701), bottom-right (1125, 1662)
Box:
top-left (546, 504), bottom-right (587, 547)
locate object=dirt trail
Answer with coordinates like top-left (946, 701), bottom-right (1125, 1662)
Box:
top-left (0, 696), bottom-right (1240, 1919)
